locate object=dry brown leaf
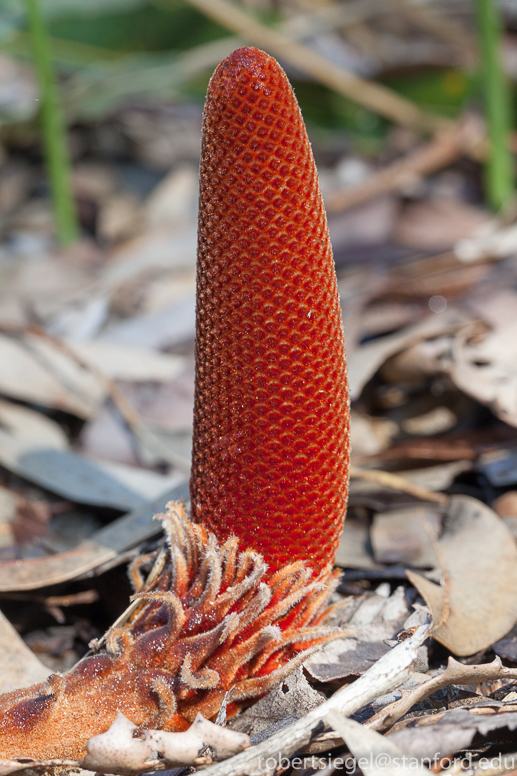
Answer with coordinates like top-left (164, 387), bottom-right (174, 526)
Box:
top-left (325, 711), bottom-right (430, 776)
top-left (388, 706), bottom-right (517, 761)
top-left (394, 199), bottom-right (489, 251)
top-left (371, 506), bottom-right (441, 567)
top-left (407, 495), bottom-right (517, 655)
top-left (347, 311), bottom-right (468, 399)
top-left (229, 667), bottom-right (324, 737)
top-left (305, 587), bottom-right (410, 682)
top-left (0, 480), bottom-right (189, 591)
top-left (0, 334), bottom-right (106, 417)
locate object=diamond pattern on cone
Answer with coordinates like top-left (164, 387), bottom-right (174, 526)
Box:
top-left (190, 47), bottom-right (350, 576)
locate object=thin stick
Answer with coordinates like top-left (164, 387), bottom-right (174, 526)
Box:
top-left (388, 0), bottom-right (477, 67)
top-left (349, 464), bottom-right (449, 505)
top-left (325, 120), bottom-right (475, 213)
top-left (475, 0), bottom-right (515, 211)
top-left (25, 0), bottom-right (78, 245)
top-left (184, 0), bottom-right (449, 133)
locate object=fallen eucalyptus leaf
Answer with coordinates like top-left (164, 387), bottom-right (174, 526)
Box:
top-left (371, 506), bottom-right (441, 568)
top-left (388, 706), bottom-right (517, 761)
top-left (451, 321), bottom-right (517, 427)
top-left (229, 668), bottom-right (324, 737)
top-left (0, 611), bottom-right (51, 693)
top-left (0, 399), bottom-right (68, 474)
top-left (406, 495), bottom-right (517, 655)
top-left (324, 711), bottom-right (430, 776)
top-left (0, 480), bottom-right (190, 591)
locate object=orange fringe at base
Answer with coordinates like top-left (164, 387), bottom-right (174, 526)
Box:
top-left (0, 503), bottom-right (341, 761)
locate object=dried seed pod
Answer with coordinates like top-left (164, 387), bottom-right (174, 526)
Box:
top-left (191, 46), bottom-right (350, 575)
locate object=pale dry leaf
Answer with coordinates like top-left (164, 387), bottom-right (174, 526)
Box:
top-left (229, 667), bottom-right (324, 737)
top-left (0, 399), bottom-right (68, 474)
top-left (401, 406), bottom-right (457, 436)
top-left (101, 225), bottom-right (197, 291)
top-left (82, 712), bottom-right (153, 774)
top-left (368, 655), bottom-right (517, 732)
top-left (371, 506), bottom-right (441, 568)
top-left (68, 340), bottom-right (186, 383)
top-left (0, 334), bottom-right (102, 418)
top-left (13, 450), bottom-right (150, 511)
top-left (451, 321), bottom-right (517, 427)
top-left (305, 587), bottom-right (410, 683)
top-left (99, 295), bottom-right (196, 349)
top-left (0, 610), bottom-right (51, 693)
top-left (493, 490), bottom-right (517, 518)
top-left (347, 311), bottom-right (468, 400)
top-left (381, 336), bottom-right (455, 385)
top-left (455, 219), bottom-right (517, 262)
top-left (349, 411), bottom-right (398, 457)
top-left (334, 517), bottom-right (383, 570)
top-left (394, 199), bottom-right (489, 251)
top-left (324, 711), bottom-right (430, 776)
top-left (144, 165), bottom-right (198, 228)
top-left (407, 495), bottom-right (517, 655)
top-left (388, 706), bottom-right (517, 761)
top-left (147, 714), bottom-right (250, 763)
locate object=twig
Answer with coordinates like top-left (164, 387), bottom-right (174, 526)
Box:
top-left (325, 118), bottom-right (483, 213)
top-left (25, 0), bottom-right (78, 245)
top-left (475, 0), bottom-right (515, 210)
top-left (367, 655), bottom-right (517, 731)
top-left (184, 0), bottom-right (449, 133)
top-left (198, 622), bottom-right (430, 776)
top-left (388, 0), bottom-right (477, 66)
top-left (349, 465), bottom-right (449, 506)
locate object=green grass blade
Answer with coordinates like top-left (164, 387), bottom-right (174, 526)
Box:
top-left (476, 0), bottom-right (515, 211)
top-left (26, 0), bottom-right (78, 245)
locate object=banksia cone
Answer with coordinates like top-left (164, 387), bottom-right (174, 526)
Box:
top-left (191, 46), bottom-right (350, 576)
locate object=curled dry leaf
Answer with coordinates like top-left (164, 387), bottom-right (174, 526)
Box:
top-left (407, 495), bottom-right (517, 656)
top-left (451, 321), bottom-right (517, 427)
top-left (83, 711), bottom-right (250, 773)
top-left (347, 311), bottom-right (467, 400)
top-left (83, 712), bottom-right (152, 774)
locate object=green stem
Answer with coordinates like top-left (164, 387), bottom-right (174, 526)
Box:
top-left (476, 0), bottom-right (515, 211)
top-left (25, 0), bottom-right (78, 245)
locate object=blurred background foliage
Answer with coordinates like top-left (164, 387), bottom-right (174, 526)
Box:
top-left (0, 0), bottom-right (480, 137)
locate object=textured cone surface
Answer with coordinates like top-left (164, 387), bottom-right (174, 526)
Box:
top-left (191, 47), bottom-right (349, 576)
